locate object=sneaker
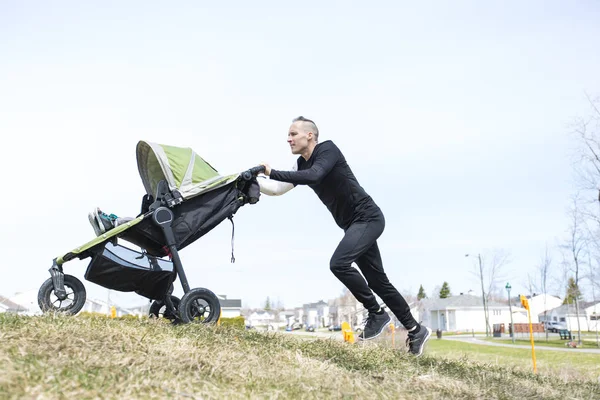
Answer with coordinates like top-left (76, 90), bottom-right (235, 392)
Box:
top-left (89, 207), bottom-right (116, 236)
top-left (357, 311), bottom-right (391, 340)
top-left (88, 211), bottom-right (103, 236)
top-left (406, 325), bottom-right (432, 357)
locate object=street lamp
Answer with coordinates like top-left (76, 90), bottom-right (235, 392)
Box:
top-left (505, 282), bottom-right (515, 344)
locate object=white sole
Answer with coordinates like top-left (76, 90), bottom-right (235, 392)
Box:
top-left (93, 208), bottom-right (107, 234)
top-left (88, 212), bottom-right (102, 236)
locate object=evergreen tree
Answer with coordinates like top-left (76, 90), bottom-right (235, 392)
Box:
top-left (417, 284), bottom-right (427, 300)
top-left (439, 282), bottom-right (451, 299)
top-left (562, 277), bottom-right (582, 304)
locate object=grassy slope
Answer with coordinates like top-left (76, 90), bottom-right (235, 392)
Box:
top-left (1, 314), bottom-right (599, 400)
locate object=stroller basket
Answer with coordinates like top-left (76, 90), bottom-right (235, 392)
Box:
top-left (85, 242), bottom-right (175, 300)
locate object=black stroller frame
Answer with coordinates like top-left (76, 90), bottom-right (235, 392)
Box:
top-left (39, 164), bottom-right (264, 324)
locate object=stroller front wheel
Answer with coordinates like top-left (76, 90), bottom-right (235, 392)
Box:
top-left (178, 288), bottom-right (221, 324)
top-left (38, 274), bottom-right (87, 315)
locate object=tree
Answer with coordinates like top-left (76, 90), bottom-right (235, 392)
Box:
top-left (563, 277), bottom-right (582, 304)
top-left (571, 93), bottom-right (600, 217)
top-left (417, 285), bottom-right (427, 300)
top-left (439, 282), bottom-right (451, 299)
top-left (561, 197), bottom-right (587, 345)
top-left (538, 244), bottom-right (553, 342)
top-left (467, 250), bottom-right (510, 336)
top-left (264, 296), bottom-right (272, 311)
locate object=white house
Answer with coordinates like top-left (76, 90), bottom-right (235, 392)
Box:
top-left (584, 301), bottom-right (600, 331)
top-left (217, 295), bottom-right (242, 318)
top-left (302, 302), bottom-right (318, 327)
top-left (7, 289), bottom-right (41, 315)
top-left (247, 311), bottom-right (275, 328)
top-left (543, 303), bottom-right (588, 332)
top-left (327, 297), bottom-right (364, 328)
top-left (0, 295), bottom-right (26, 314)
top-left (420, 294), bottom-right (527, 332)
top-left (526, 294), bottom-right (563, 323)
top-left (294, 307), bottom-right (304, 326)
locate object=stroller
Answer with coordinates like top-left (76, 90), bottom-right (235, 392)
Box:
top-left (37, 140), bottom-right (264, 323)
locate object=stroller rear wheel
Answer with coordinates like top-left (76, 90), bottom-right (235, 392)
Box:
top-left (179, 288), bottom-right (221, 324)
top-left (38, 274), bottom-right (87, 315)
top-left (149, 296), bottom-right (181, 321)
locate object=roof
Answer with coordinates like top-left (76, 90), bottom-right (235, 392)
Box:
top-left (543, 303), bottom-right (587, 316)
top-left (219, 299), bottom-right (242, 308)
top-left (581, 301), bottom-right (600, 309)
top-left (425, 294), bottom-right (509, 310)
top-left (0, 295), bottom-right (26, 312)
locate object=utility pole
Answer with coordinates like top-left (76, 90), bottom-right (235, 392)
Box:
top-left (466, 253), bottom-right (489, 336)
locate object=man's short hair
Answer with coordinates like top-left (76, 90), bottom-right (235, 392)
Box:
top-left (293, 116), bottom-right (319, 141)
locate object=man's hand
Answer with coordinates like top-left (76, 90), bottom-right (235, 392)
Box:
top-left (260, 163), bottom-right (271, 176)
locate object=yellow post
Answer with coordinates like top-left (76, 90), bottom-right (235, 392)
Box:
top-left (390, 322), bottom-right (396, 348)
top-left (341, 321), bottom-right (354, 343)
top-left (217, 310), bottom-right (222, 326)
top-left (520, 295), bottom-right (537, 373)
top-left (110, 306), bottom-right (116, 319)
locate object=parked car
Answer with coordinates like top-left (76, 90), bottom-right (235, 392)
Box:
top-left (328, 325), bottom-right (342, 331)
top-left (544, 321), bottom-right (567, 333)
top-left (305, 325), bottom-right (315, 332)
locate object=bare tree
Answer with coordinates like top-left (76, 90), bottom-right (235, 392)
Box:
top-left (537, 244), bottom-right (553, 341)
top-left (586, 252), bottom-right (599, 347)
top-left (467, 250), bottom-right (510, 336)
top-left (571, 93), bottom-right (600, 224)
top-left (562, 196), bottom-right (587, 345)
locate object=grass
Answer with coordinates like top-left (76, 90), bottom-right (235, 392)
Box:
top-left (427, 339), bottom-right (600, 379)
top-left (1, 314), bottom-right (600, 399)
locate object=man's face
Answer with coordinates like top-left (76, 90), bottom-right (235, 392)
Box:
top-left (287, 121), bottom-right (311, 154)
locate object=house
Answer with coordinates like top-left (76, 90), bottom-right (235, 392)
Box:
top-left (294, 307), bottom-right (304, 326)
top-left (525, 294), bottom-right (563, 323)
top-left (0, 295), bottom-right (26, 314)
top-left (279, 309), bottom-right (296, 326)
top-left (332, 296), bottom-right (365, 328)
top-left (80, 298), bottom-right (138, 317)
top-left (543, 303), bottom-right (588, 331)
top-left (7, 290), bottom-right (41, 315)
top-left (218, 295), bottom-right (242, 318)
top-left (584, 301), bottom-right (600, 331)
top-left (420, 294), bottom-right (527, 332)
top-left (246, 311), bottom-right (275, 328)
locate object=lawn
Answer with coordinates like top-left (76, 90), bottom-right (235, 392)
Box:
top-left (426, 338), bottom-right (600, 379)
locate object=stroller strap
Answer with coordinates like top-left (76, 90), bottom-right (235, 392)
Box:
top-left (228, 216), bottom-right (235, 263)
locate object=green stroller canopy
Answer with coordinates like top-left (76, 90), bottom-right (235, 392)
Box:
top-left (136, 141), bottom-right (238, 200)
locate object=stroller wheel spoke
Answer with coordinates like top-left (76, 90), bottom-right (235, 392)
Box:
top-left (180, 288), bottom-right (220, 324)
top-left (39, 275), bottom-right (86, 314)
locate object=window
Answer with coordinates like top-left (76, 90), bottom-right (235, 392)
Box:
top-left (492, 309), bottom-right (501, 316)
top-left (560, 317), bottom-right (566, 322)
top-left (591, 315), bottom-right (598, 321)
top-left (553, 317), bottom-right (557, 321)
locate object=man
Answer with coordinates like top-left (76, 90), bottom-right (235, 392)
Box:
top-left (258, 116), bottom-right (431, 356)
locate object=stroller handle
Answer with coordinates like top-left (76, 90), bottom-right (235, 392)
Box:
top-left (241, 165), bottom-right (266, 181)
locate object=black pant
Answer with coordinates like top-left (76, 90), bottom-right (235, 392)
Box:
top-left (329, 212), bottom-right (418, 330)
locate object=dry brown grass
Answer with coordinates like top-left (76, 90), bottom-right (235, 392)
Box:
top-left (1, 313), bottom-right (599, 399)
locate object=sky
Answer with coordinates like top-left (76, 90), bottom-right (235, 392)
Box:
top-left (1, 1), bottom-right (600, 311)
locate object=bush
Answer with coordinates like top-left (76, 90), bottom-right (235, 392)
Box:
top-left (219, 316), bottom-right (245, 329)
